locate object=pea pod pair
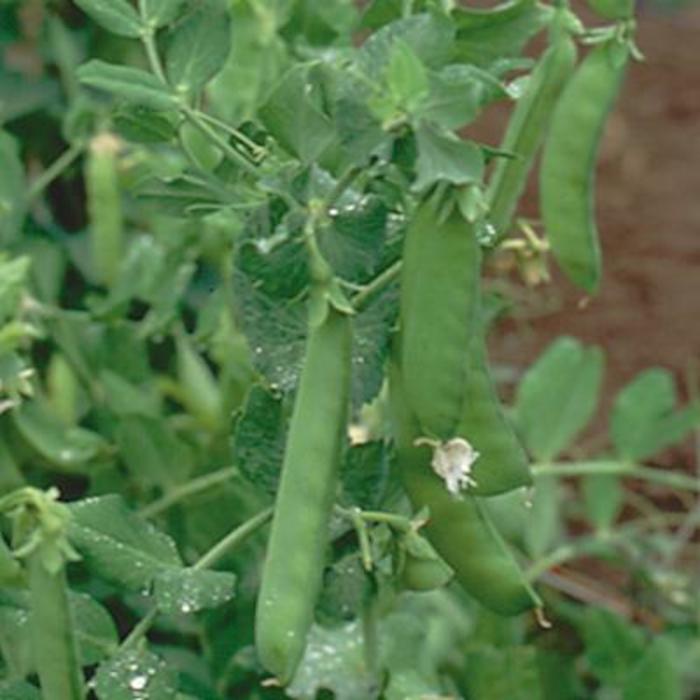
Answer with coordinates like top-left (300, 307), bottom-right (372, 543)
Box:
top-left (255, 293), bottom-right (352, 684)
top-left (540, 38), bottom-right (630, 293)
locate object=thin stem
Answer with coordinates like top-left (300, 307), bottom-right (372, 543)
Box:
top-left (194, 506), bottom-right (273, 570)
top-left (351, 260), bottom-right (403, 311)
top-left (140, 30), bottom-right (167, 84)
top-left (533, 461), bottom-right (700, 493)
top-left (181, 105), bottom-right (258, 177)
top-left (27, 143), bottom-right (84, 203)
top-left (348, 508), bottom-right (373, 571)
top-left (325, 166), bottom-right (362, 212)
top-left (120, 607), bottom-right (159, 651)
top-left (195, 110), bottom-right (266, 158)
top-left (139, 466), bottom-right (238, 519)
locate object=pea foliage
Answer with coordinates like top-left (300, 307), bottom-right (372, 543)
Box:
top-left (0, 0), bottom-right (698, 698)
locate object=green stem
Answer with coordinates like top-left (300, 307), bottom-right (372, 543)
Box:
top-left (348, 508), bottom-right (373, 571)
top-left (351, 260), bottom-right (403, 311)
top-left (325, 166), bottom-right (362, 212)
top-left (193, 506), bottom-right (273, 570)
top-left (140, 30), bottom-right (167, 84)
top-left (27, 143), bottom-right (84, 203)
top-left (139, 466), bottom-right (238, 519)
top-left (533, 460), bottom-right (700, 493)
top-left (195, 110), bottom-right (265, 158)
top-left (181, 106), bottom-right (258, 177)
top-left (120, 607), bottom-right (159, 652)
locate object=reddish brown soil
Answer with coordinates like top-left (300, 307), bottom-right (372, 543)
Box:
top-left (485, 5), bottom-right (700, 460)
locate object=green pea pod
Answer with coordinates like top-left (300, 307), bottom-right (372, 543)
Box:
top-left (540, 39), bottom-right (629, 293)
top-left (28, 543), bottom-right (84, 699)
top-left (456, 331), bottom-right (532, 496)
top-left (399, 197), bottom-right (481, 440)
top-left (390, 359), bottom-right (540, 615)
top-left (255, 298), bottom-right (352, 684)
top-left (486, 30), bottom-right (577, 241)
top-left (86, 132), bottom-right (123, 288)
top-left (399, 531), bottom-right (454, 592)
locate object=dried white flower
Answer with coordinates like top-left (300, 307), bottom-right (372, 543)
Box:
top-left (415, 437), bottom-right (480, 495)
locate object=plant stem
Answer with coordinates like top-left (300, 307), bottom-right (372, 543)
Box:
top-left (325, 166), bottom-right (362, 212)
top-left (352, 259), bottom-right (403, 311)
top-left (139, 466), bottom-right (239, 519)
top-left (181, 105), bottom-right (259, 177)
top-left (194, 506), bottom-right (273, 570)
top-left (195, 110), bottom-right (265, 158)
top-left (140, 30), bottom-right (167, 83)
top-left (533, 460), bottom-right (700, 493)
top-left (120, 607), bottom-right (159, 651)
top-left (27, 142), bottom-right (84, 203)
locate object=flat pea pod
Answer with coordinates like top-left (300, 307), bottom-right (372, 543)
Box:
top-left (255, 300), bottom-right (352, 684)
top-left (28, 543), bottom-right (84, 699)
top-left (455, 330), bottom-right (532, 496)
top-left (486, 30), bottom-right (577, 241)
top-left (389, 359), bottom-right (540, 615)
top-left (399, 197), bottom-right (481, 440)
top-left (540, 39), bottom-right (629, 293)
top-left (86, 132), bottom-right (123, 288)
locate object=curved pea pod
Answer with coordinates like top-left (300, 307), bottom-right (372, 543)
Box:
top-left (456, 331), bottom-right (532, 496)
top-left (255, 301), bottom-right (352, 685)
top-left (540, 39), bottom-right (630, 293)
top-left (86, 132), bottom-right (123, 288)
top-left (399, 197), bottom-right (481, 440)
top-left (486, 31), bottom-right (577, 241)
top-left (179, 121), bottom-right (223, 171)
top-left (389, 359), bottom-right (540, 616)
top-left (398, 530), bottom-right (454, 592)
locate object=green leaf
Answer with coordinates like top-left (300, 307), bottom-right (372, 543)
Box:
top-left (0, 681), bottom-right (41, 699)
top-left (164, 0), bottom-right (232, 93)
top-left (153, 567), bottom-right (236, 615)
top-left (453, 0), bottom-right (552, 68)
top-left (0, 534), bottom-right (23, 586)
top-left (622, 637), bottom-right (682, 700)
top-left (140, 0), bottom-right (186, 28)
top-left (316, 554), bottom-right (369, 625)
top-left (0, 132), bottom-right (27, 245)
top-left (11, 400), bottom-right (109, 472)
top-left (0, 73), bottom-right (61, 125)
top-left (280, 0), bottom-right (358, 45)
top-left (583, 608), bottom-right (645, 686)
top-left (386, 39), bottom-right (430, 112)
top-left (515, 336), bottom-right (604, 461)
top-left (231, 385), bottom-right (286, 494)
top-left (287, 622), bottom-right (376, 700)
top-left (340, 441), bottom-right (390, 510)
top-left (413, 122), bottom-right (485, 191)
top-left (115, 414), bottom-right (194, 489)
top-left (582, 474), bottom-right (622, 532)
top-left (611, 368), bottom-right (700, 461)
top-left (93, 647), bottom-right (178, 700)
top-left (67, 495), bottom-right (182, 592)
top-left (525, 475), bottom-right (561, 559)
top-left (77, 60), bottom-right (177, 110)
top-left (100, 370), bottom-right (161, 417)
top-left (112, 105), bottom-right (179, 143)
top-left (73, 0), bottom-right (143, 38)
top-left (259, 64), bottom-right (335, 163)
top-left (0, 254), bottom-right (31, 324)
top-left (464, 645), bottom-right (544, 700)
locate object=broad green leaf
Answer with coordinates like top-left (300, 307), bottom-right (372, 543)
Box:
top-left (115, 414), bottom-right (193, 488)
top-left (356, 13), bottom-right (455, 82)
top-left (0, 73), bottom-right (61, 124)
top-left (78, 60), bottom-right (177, 110)
top-left (453, 0), bottom-right (552, 68)
top-left (611, 368), bottom-right (700, 461)
top-left (231, 385), bottom-right (286, 494)
top-left (100, 370), bottom-right (161, 417)
top-left (0, 534), bottom-right (23, 586)
top-left (287, 622), bottom-right (376, 700)
top-left (140, 0), bottom-right (186, 28)
top-left (11, 400), bottom-right (109, 472)
top-left (340, 441), bottom-right (390, 510)
top-left (67, 495), bottom-right (182, 591)
top-left (464, 646), bottom-right (544, 700)
top-left (280, 0), bottom-right (358, 45)
top-left (582, 474), bottom-right (622, 532)
top-left (0, 681), bottom-right (41, 699)
top-left (386, 39), bottom-right (429, 113)
top-left (153, 567), bottom-right (236, 615)
top-left (0, 421), bottom-right (24, 491)
top-left (319, 195), bottom-right (388, 284)
top-left (413, 122), bottom-right (485, 191)
top-left (93, 647), bottom-right (178, 700)
top-left (73, 0), bottom-right (143, 38)
top-left (515, 336), bottom-right (604, 461)
top-left (259, 64), bottom-right (335, 163)
top-left (583, 608), bottom-right (645, 686)
top-left (359, 0), bottom-right (403, 30)
top-left (622, 637), bottom-right (682, 700)
top-left (112, 105), bottom-right (179, 143)
top-left (0, 254), bottom-right (30, 324)
top-left (536, 650), bottom-right (583, 700)
top-left (0, 132), bottom-right (26, 245)
top-left (164, 0), bottom-right (232, 93)
top-left (316, 554), bottom-right (369, 625)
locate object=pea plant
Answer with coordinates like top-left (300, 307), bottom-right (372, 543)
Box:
top-left (1, 0), bottom-right (699, 698)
